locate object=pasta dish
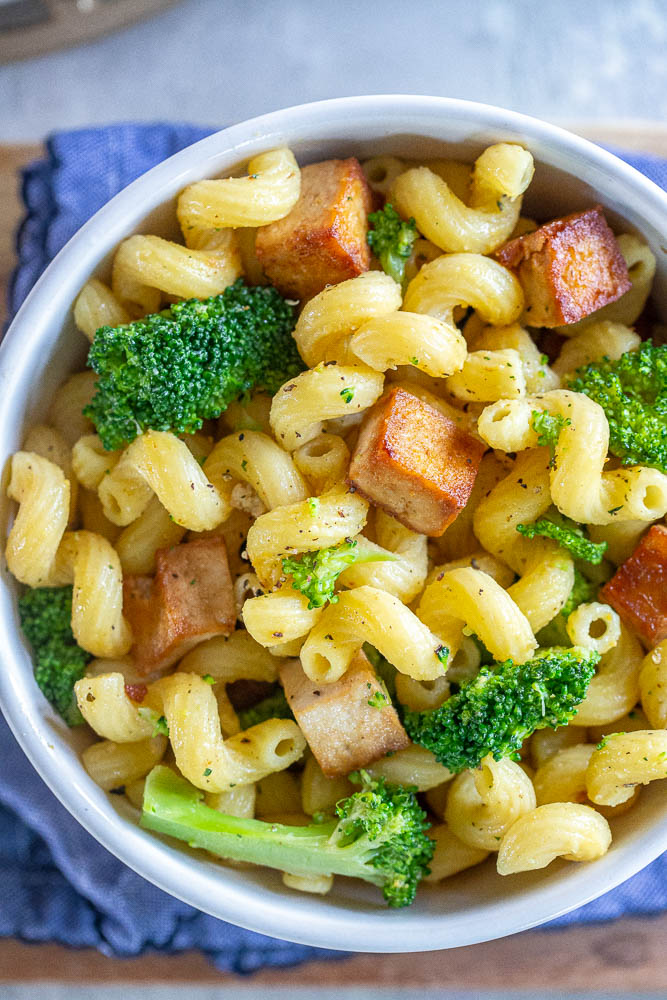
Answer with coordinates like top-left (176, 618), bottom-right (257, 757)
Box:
top-left (7, 141), bottom-right (667, 907)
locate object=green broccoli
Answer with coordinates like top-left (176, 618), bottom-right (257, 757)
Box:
top-left (141, 765), bottom-right (433, 907)
top-left (535, 570), bottom-right (597, 648)
top-left (403, 646), bottom-right (599, 773)
top-left (282, 540), bottom-right (396, 610)
top-left (531, 410), bottom-right (571, 465)
top-left (561, 569), bottom-right (597, 617)
top-left (18, 587), bottom-right (91, 726)
top-left (516, 510), bottom-right (608, 564)
top-left (84, 280), bottom-right (305, 451)
top-left (237, 686), bottom-right (294, 729)
top-left (567, 341), bottom-right (667, 472)
top-left (366, 204), bottom-right (418, 287)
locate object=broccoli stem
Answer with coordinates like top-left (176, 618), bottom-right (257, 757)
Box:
top-left (142, 766), bottom-right (383, 887)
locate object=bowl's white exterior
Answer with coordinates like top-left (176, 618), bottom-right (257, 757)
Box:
top-left (1, 96), bottom-right (666, 953)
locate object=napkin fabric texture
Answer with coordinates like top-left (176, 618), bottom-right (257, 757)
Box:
top-left (4, 123), bottom-right (667, 968)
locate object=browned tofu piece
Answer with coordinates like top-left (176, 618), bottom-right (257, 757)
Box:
top-left (347, 386), bottom-right (485, 537)
top-left (123, 537), bottom-right (236, 675)
top-left (280, 651), bottom-right (409, 777)
top-left (254, 157), bottom-right (372, 302)
top-left (601, 525), bottom-right (667, 646)
top-left (494, 206), bottom-right (631, 327)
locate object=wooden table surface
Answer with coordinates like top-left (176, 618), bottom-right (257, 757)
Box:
top-left (1, 123), bottom-right (666, 992)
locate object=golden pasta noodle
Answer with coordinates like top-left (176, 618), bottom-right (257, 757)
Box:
top-left (292, 433), bottom-right (350, 495)
top-left (478, 390), bottom-right (667, 525)
top-left (300, 754), bottom-right (354, 816)
top-left (574, 623), bottom-right (643, 727)
top-left (75, 673), bottom-right (154, 743)
top-left (205, 430), bottom-right (309, 510)
top-left (255, 770), bottom-right (303, 818)
top-left (639, 640), bottom-right (667, 728)
top-left (270, 363), bottom-right (384, 452)
top-left (530, 725), bottom-right (589, 770)
top-left (403, 253), bottom-right (524, 327)
top-left (586, 730), bottom-right (667, 806)
top-left (149, 672), bottom-right (305, 792)
top-left (242, 587), bottom-right (323, 648)
top-left (55, 530), bottom-right (132, 658)
top-left (23, 424), bottom-right (78, 525)
top-left (206, 782), bottom-right (256, 819)
top-left (446, 348), bottom-right (527, 402)
top-left (532, 744), bottom-right (596, 806)
top-left (293, 271), bottom-right (402, 367)
top-left (48, 371), bottom-right (97, 446)
top-left (72, 434), bottom-right (121, 490)
top-left (115, 496), bottom-right (186, 575)
top-left (177, 147), bottom-right (301, 232)
top-left (468, 323), bottom-right (559, 392)
top-left (361, 155), bottom-right (406, 195)
top-left (82, 735), bottom-right (167, 791)
top-left (587, 520), bottom-right (647, 567)
top-left (417, 566), bottom-right (537, 665)
top-left (424, 823), bottom-right (490, 882)
top-left (497, 803), bottom-right (611, 874)
top-left (282, 872), bottom-right (334, 895)
top-left (6, 452), bottom-right (70, 587)
top-left (566, 602), bottom-right (621, 656)
top-left (366, 745), bottom-right (453, 791)
top-left (99, 430), bottom-right (229, 530)
top-left (112, 233), bottom-right (242, 305)
top-left (79, 488), bottom-right (122, 544)
top-left (246, 484), bottom-right (368, 589)
top-left (392, 143), bottom-right (534, 254)
top-left (349, 311), bottom-right (467, 379)
top-left (553, 320), bottom-right (641, 377)
top-left (445, 756), bottom-right (536, 851)
top-left (73, 277), bottom-right (130, 341)
top-left (300, 585), bottom-right (449, 684)
top-left (394, 673), bottom-right (451, 712)
top-left (338, 511), bottom-right (427, 604)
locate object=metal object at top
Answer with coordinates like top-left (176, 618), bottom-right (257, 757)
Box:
top-left (0, 0), bottom-right (183, 63)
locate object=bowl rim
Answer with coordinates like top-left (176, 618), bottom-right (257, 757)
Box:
top-left (2, 94), bottom-right (667, 953)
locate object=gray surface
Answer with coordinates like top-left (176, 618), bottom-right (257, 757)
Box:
top-left (1, 0), bottom-right (666, 140)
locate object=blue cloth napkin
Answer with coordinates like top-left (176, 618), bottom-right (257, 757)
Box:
top-left (3, 124), bottom-right (667, 967)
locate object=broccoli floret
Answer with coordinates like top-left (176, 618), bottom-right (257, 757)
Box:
top-left (562, 569), bottom-right (597, 617)
top-left (403, 646), bottom-right (598, 773)
top-left (141, 765), bottom-right (433, 907)
top-left (18, 587), bottom-right (91, 726)
top-left (367, 204), bottom-right (418, 287)
top-left (516, 510), bottom-right (608, 564)
top-left (84, 280), bottom-right (305, 451)
top-left (237, 686), bottom-right (294, 729)
top-left (567, 341), bottom-right (667, 472)
top-left (531, 410), bottom-right (571, 465)
top-left (536, 570), bottom-right (597, 648)
top-left (282, 540), bottom-right (396, 610)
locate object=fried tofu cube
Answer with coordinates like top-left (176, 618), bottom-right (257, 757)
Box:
top-left (254, 157), bottom-right (372, 302)
top-left (601, 525), bottom-right (667, 646)
top-left (280, 651), bottom-right (409, 777)
top-left (494, 206), bottom-right (631, 327)
top-left (347, 386), bottom-right (485, 537)
top-left (123, 537), bottom-right (236, 674)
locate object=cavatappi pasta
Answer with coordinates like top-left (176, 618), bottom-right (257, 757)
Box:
top-left (8, 140), bottom-right (666, 908)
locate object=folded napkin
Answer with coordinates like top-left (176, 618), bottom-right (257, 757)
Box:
top-left (3, 124), bottom-right (667, 968)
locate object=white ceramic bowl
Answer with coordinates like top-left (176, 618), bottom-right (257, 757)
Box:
top-left (1, 96), bottom-right (666, 953)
